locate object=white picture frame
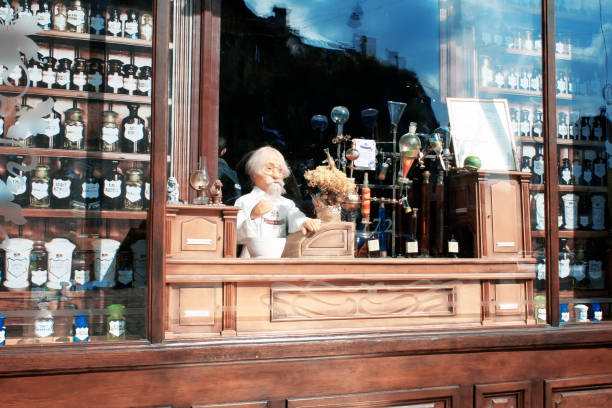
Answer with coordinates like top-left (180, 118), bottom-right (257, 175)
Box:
top-left (446, 98), bottom-right (519, 171)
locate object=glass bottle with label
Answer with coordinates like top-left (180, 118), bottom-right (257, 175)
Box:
top-left (39, 102), bottom-right (61, 148)
top-left (72, 250), bottom-right (90, 288)
top-left (88, 0), bottom-right (105, 35)
top-left (519, 67), bottom-right (531, 91)
top-left (12, 104), bottom-right (36, 147)
top-left (582, 158), bottom-right (593, 186)
top-left (121, 103), bottom-right (146, 153)
top-left (50, 158), bottom-right (79, 209)
top-left (558, 238), bottom-right (572, 291)
top-left (73, 161), bottom-right (100, 210)
top-left (0, 315), bottom-right (5, 345)
top-left (136, 65), bottom-right (152, 96)
top-left (143, 171), bottom-right (150, 209)
top-left (578, 193), bottom-right (590, 230)
top-left (85, 58), bottom-right (104, 93)
top-left (53, 57), bottom-right (72, 90)
top-left (559, 156), bottom-right (572, 185)
top-left (571, 150), bottom-right (582, 185)
top-left (124, 9), bottom-right (139, 39)
top-left (534, 250), bottom-right (545, 291)
top-left (40, 56), bottom-right (57, 89)
top-left (593, 107), bottom-right (606, 141)
top-left (557, 70), bottom-right (567, 94)
top-left (590, 194), bottom-right (606, 231)
top-left (507, 66), bottom-right (519, 90)
top-left (493, 65), bottom-right (505, 88)
top-left (8, 56), bottom-right (25, 87)
top-left (532, 110), bottom-right (543, 138)
top-left (140, 13), bottom-right (153, 41)
top-left (520, 155), bottom-right (531, 173)
top-left (124, 168), bottom-right (143, 210)
top-left (29, 241), bottom-right (48, 291)
top-left (66, 0), bottom-right (86, 33)
top-left (106, 7), bottom-right (122, 37)
top-left (106, 304), bottom-right (126, 340)
top-left (580, 117), bottom-right (591, 141)
top-left (116, 251), bottom-right (134, 288)
top-left (26, 57), bottom-right (43, 88)
top-left (519, 108), bottom-right (531, 137)
top-left (569, 112), bottom-right (580, 139)
top-left (0, 0), bottom-right (14, 23)
top-left (447, 233), bottom-right (459, 258)
top-left (36, 1), bottom-right (52, 30)
top-left (558, 112), bottom-right (569, 139)
top-left (480, 56), bottom-right (493, 87)
top-left (5, 155), bottom-right (29, 207)
top-left (34, 302), bottom-right (54, 339)
top-left (70, 57), bottom-right (87, 91)
top-left (106, 59), bottom-right (124, 93)
top-left (530, 67), bottom-right (541, 92)
top-left (120, 63), bottom-right (138, 95)
top-left (72, 315), bottom-right (89, 342)
top-left (52, 1), bottom-right (68, 31)
top-left (29, 164), bottom-right (50, 208)
top-left (572, 241), bottom-right (588, 289)
top-left (16, 0), bottom-right (33, 19)
top-left (63, 107), bottom-right (85, 150)
top-left (101, 160), bottom-right (124, 210)
top-left (100, 110), bottom-right (120, 152)
top-left (510, 108), bottom-right (519, 138)
top-left (587, 241), bottom-right (605, 290)
top-left (531, 145), bottom-right (545, 184)
top-left (593, 151), bottom-right (606, 186)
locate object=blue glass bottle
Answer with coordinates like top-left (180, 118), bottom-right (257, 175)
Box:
top-left (0, 315), bottom-right (6, 345)
top-left (560, 304), bottom-right (569, 323)
top-left (73, 315), bottom-right (89, 342)
top-left (591, 303), bottom-right (602, 322)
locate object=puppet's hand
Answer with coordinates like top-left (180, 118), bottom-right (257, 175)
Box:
top-left (250, 199), bottom-right (274, 219)
top-left (301, 219), bottom-right (321, 234)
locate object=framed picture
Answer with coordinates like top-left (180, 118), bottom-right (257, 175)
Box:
top-left (446, 98), bottom-right (519, 171)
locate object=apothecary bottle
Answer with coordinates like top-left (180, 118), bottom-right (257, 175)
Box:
top-left (53, 57), bottom-right (72, 90)
top-left (40, 56), bottom-right (57, 89)
top-left (73, 315), bottom-right (89, 342)
top-left (106, 7), bottom-right (122, 37)
top-left (50, 158), bottom-right (79, 209)
top-left (101, 160), bottom-right (124, 210)
top-left (0, 315), bottom-right (5, 345)
top-left (89, 0), bottom-right (105, 35)
top-left (121, 103), bottom-right (146, 153)
top-left (124, 9), bottom-right (139, 39)
top-left (593, 151), bottom-right (606, 186)
top-left (100, 110), bottom-right (120, 152)
top-left (66, 0), bottom-right (86, 33)
top-left (558, 238), bottom-right (572, 290)
top-left (116, 251), bottom-right (134, 288)
top-left (29, 241), bottom-right (48, 290)
top-left (106, 59), bottom-right (124, 93)
top-left (17, 0), bottom-right (33, 19)
top-left (580, 117), bottom-right (591, 140)
top-left (559, 157), bottom-right (572, 185)
top-left (8, 56), bottom-right (25, 87)
top-left (140, 13), bottom-right (153, 41)
top-left (0, 1), bottom-right (14, 23)
top-left (121, 63), bottom-right (138, 95)
top-left (52, 1), bottom-right (68, 31)
top-left (85, 58), bottom-right (104, 93)
top-left (35, 302), bottom-right (54, 339)
top-left (136, 65), bottom-right (152, 96)
top-left (124, 168), bottom-right (143, 210)
top-left (15, 104), bottom-right (35, 147)
top-left (143, 172), bottom-right (150, 209)
top-left (106, 304), bottom-right (126, 340)
top-left (36, 1), bottom-right (52, 30)
top-left (73, 161), bottom-right (100, 210)
top-left (532, 110), bottom-right (543, 138)
top-left (582, 158), bottom-right (593, 186)
top-left (71, 57), bottom-right (87, 91)
top-left (26, 56), bottom-right (43, 87)
top-left (29, 164), bottom-right (50, 208)
top-left (531, 145), bottom-right (544, 184)
top-left (72, 250), bottom-right (90, 287)
top-left (39, 102), bottom-right (61, 148)
top-left (5, 155), bottom-right (29, 207)
top-left (63, 107), bottom-right (85, 150)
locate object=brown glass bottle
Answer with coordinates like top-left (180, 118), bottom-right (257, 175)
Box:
top-left (63, 107), bottom-right (85, 150)
top-left (121, 103), bottom-right (146, 153)
top-left (124, 168), bottom-right (143, 210)
top-left (5, 155), bottom-right (29, 207)
top-left (39, 104), bottom-right (61, 148)
top-left (29, 241), bottom-right (48, 290)
top-left (29, 164), bottom-right (51, 208)
top-left (85, 58), bottom-right (104, 93)
top-left (120, 64), bottom-right (138, 95)
top-left (50, 158), bottom-right (79, 209)
top-left (70, 57), bottom-right (87, 91)
top-left (53, 58), bottom-right (72, 90)
top-left (100, 110), bottom-right (120, 152)
top-left (73, 161), bottom-right (100, 210)
top-left (101, 160), bottom-right (124, 210)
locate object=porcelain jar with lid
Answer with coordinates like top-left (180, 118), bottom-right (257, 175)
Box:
top-left (45, 238), bottom-right (76, 289)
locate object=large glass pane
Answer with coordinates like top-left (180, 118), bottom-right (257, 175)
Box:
top-left (0, 0), bottom-right (152, 344)
top-left (555, 0), bottom-right (611, 324)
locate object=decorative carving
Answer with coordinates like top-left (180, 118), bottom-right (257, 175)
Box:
top-left (209, 179), bottom-right (223, 205)
top-left (167, 177), bottom-right (181, 204)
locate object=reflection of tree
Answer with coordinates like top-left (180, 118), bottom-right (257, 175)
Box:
top-left (220, 0), bottom-right (438, 172)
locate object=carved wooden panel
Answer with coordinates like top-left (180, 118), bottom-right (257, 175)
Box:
top-left (483, 281), bottom-right (532, 326)
top-left (166, 283), bottom-right (222, 338)
top-left (490, 180), bottom-right (521, 255)
top-left (475, 381), bottom-right (533, 408)
top-left (545, 374), bottom-right (612, 408)
top-left (283, 222), bottom-right (355, 258)
top-left (180, 217), bottom-right (219, 253)
top-left (287, 386), bottom-right (460, 407)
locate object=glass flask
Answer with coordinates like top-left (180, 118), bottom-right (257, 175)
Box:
top-left (101, 160), bottom-right (124, 210)
top-left (70, 57), bottom-right (87, 91)
top-left (29, 164), bottom-right (51, 208)
top-left (106, 304), bottom-right (126, 340)
top-left (124, 9), bottom-right (139, 39)
top-left (106, 59), bottom-right (124, 93)
top-left (50, 157), bottom-right (79, 209)
top-left (53, 57), bottom-right (72, 90)
top-left (34, 302), bottom-right (54, 339)
top-left (66, 0), bottom-right (86, 33)
top-left (124, 168), bottom-right (143, 210)
top-left (189, 156), bottom-right (210, 204)
top-left (121, 103), bottom-right (146, 153)
top-left (63, 107), bottom-right (85, 150)
top-left (100, 110), bottom-right (120, 152)
top-left (398, 122), bottom-right (421, 183)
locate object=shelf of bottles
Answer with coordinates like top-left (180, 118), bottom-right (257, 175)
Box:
top-left (0, 0), bottom-right (153, 344)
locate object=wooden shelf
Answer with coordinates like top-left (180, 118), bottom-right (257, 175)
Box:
top-left (529, 184), bottom-right (608, 193)
top-left (0, 208), bottom-right (147, 220)
top-left (0, 146), bottom-right (150, 162)
top-left (531, 230), bottom-right (609, 238)
top-left (0, 85), bottom-right (150, 104)
top-left (519, 136), bottom-right (605, 147)
top-left (32, 30), bottom-right (152, 48)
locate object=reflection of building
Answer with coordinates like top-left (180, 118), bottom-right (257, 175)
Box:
top-left (352, 33), bottom-right (376, 57)
top-left (385, 49), bottom-right (406, 69)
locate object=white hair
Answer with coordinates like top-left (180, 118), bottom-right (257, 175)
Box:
top-left (246, 146), bottom-right (290, 179)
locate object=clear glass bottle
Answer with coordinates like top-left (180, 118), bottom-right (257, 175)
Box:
top-left (66, 0), bottom-right (86, 33)
top-left (106, 59), bottom-right (124, 93)
top-left (100, 110), bottom-right (120, 152)
top-left (29, 241), bottom-right (48, 291)
top-left (50, 157), bottom-right (79, 209)
top-left (53, 57), bottom-right (72, 90)
top-left (493, 65), bottom-right (505, 88)
top-left (85, 58), bottom-right (104, 93)
top-left (5, 155), bottom-right (29, 207)
top-left (572, 242), bottom-right (588, 289)
top-left (532, 110), bottom-right (543, 138)
top-left (101, 160), bottom-right (124, 210)
top-left (519, 108), bottom-right (531, 137)
top-left (36, 1), bottom-right (52, 30)
top-left (559, 157), bottom-right (572, 185)
top-left (63, 107), bottom-right (85, 150)
top-left (569, 112), bottom-right (580, 139)
top-left (39, 103), bottom-right (61, 148)
top-left (88, 0), bottom-right (105, 35)
top-left (480, 56), bottom-right (493, 87)
top-left (520, 155), bottom-right (531, 173)
top-left (139, 12), bottom-right (153, 41)
top-left (136, 65), bottom-right (152, 96)
top-left (510, 108), bottom-right (519, 138)
top-left (40, 56), bottom-right (57, 89)
top-left (124, 167), bottom-right (143, 210)
top-left (507, 66), bottom-right (519, 89)
top-left (124, 9), bottom-right (139, 39)
top-left (558, 238), bottom-right (572, 291)
top-left (29, 164), bottom-right (51, 208)
top-left (571, 150), bottom-right (582, 185)
top-left (106, 304), bottom-right (126, 340)
top-left (106, 7), bottom-right (122, 37)
top-left (13, 104), bottom-right (36, 147)
top-left (52, 1), bottom-right (68, 31)
top-left (16, 0), bottom-right (33, 19)
top-left (120, 63), bottom-right (138, 95)
top-left (70, 57), bottom-right (87, 91)
top-left (72, 250), bottom-right (90, 288)
top-left (558, 112), bottom-right (569, 139)
top-left (34, 302), bottom-right (54, 339)
top-left (121, 103), bottom-right (146, 153)
top-left (143, 171), bottom-right (150, 209)
top-left (73, 161), bottom-right (100, 210)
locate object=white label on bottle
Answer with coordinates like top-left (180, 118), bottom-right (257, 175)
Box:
top-left (533, 160), bottom-right (544, 175)
top-left (448, 241), bottom-right (459, 253)
top-left (558, 123), bottom-right (568, 138)
top-left (108, 72), bottom-right (123, 90)
top-left (74, 269), bottom-right (89, 285)
top-left (583, 169), bottom-right (592, 184)
top-left (594, 127), bottom-right (603, 140)
top-left (535, 193), bottom-right (545, 230)
top-left (591, 196), bottom-right (605, 230)
top-left (137, 78), bottom-right (151, 94)
top-left (7, 175), bottom-right (27, 195)
top-left (67, 9), bottom-right (85, 26)
top-left (508, 74), bottom-right (518, 89)
top-left (145, 182), bottom-right (150, 200)
top-left (56, 71), bottom-right (70, 86)
top-left (35, 319), bottom-right (54, 338)
top-left (118, 268), bottom-right (133, 285)
top-left (494, 72), bottom-right (505, 87)
top-left (107, 20), bottom-right (122, 35)
top-left (42, 69), bottom-right (55, 86)
top-left (572, 163), bottom-right (582, 179)
top-left (52, 178), bottom-right (71, 199)
top-left (594, 163), bottom-right (605, 178)
top-left (125, 21), bottom-right (138, 35)
top-left (519, 76), bottom-right (530, 90)
top-left (104, 179), bottom-right (122, 199)
top-left (108, 320), bottom-right (126, 338)
top-left (124, 123), bottom-right (144, 143)
top-left (561, 312), bottom-right (569, 322)
top-left (102, 126), bottom-right (119, 144)
top-left (9, 65), bottom-right (21, 81)
top-left (37, 11), bottom-right (51, 26)
top-left (31, 181), bottom-right (49, 200)
top-left (31, 269), bottom-right (48, 286)
top-left (141, 24), bottom-right (153, 40)
top-left (28, 66), bottom-right (42, 83)
top-left (44, 117), bottom-right (60, 137)
top-left (74, 326), bottom-right (89, 341)
top-left (73, 72), bottom-right (86, 88)
top-left (123, 76), bottom-right (137, 93)
top-left (536, 261), bottom-right (546, 280)
top-left (406, 241), bottom-right (418, 254)
top-left (7, 258), bottom-right (28, 282)
top-left (367, 239), bottom-right (379, 252)
top-left (125, 185), bottom-right (142, 203)
top-left (90, 16), bottom-right (105, 32)
top-left (54, 14), bottom-right (67, 30)
top-left (561, 168), bottom-right (571, 184)
top-left (82, 182), bottom-right (99, 199)
top-left (88, 72), bottom-right (103, 89)
top-left (572, 263), bottom-right (586, 281)
top-left (589, 260), bottom-right (603, 279)
top-left (65, 124), bottom-right (84, 143)
top-left (594, 311), bottom-right (603, 321)
top-left (559, 258), bottom-right (570, 278)
top-left (537, 307), bottom-right (546, 322)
